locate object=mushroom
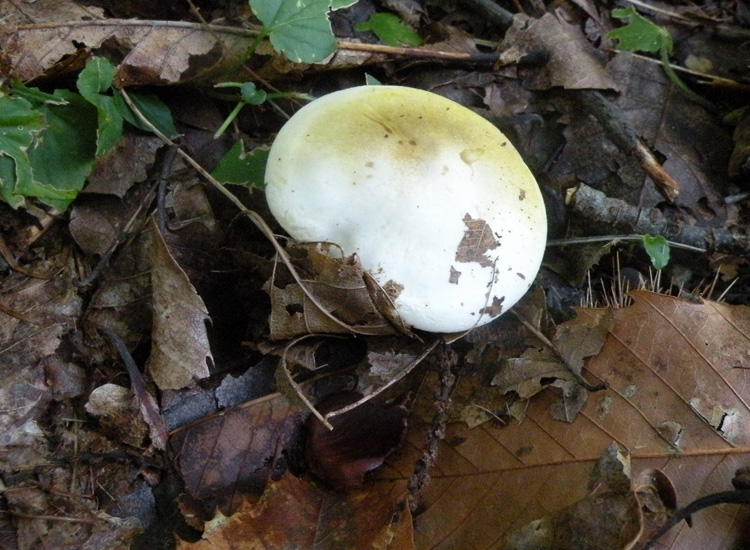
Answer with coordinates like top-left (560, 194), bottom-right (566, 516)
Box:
top-left (265, 85), bottom-right (547, 333)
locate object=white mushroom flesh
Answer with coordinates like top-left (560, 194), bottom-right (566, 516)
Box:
top-left (265, 85), bottom-right (547, 333)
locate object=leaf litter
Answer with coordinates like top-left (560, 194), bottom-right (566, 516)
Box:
top-left (2, 0), bottom-right (750, 549)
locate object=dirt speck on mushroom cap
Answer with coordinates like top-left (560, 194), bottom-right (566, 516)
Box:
top-left (265, 85), bottom-right (547, 333)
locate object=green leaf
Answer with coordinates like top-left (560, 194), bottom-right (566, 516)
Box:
top-left (114, 90), bottom-right (180, 139)
top-left (10, 83), bottom-right (69, 106)
top-left (355, 13), bottom-right (422, 47)
top-left (77, 57), bottom-right (123, 156)
top-left (240, 82), bottom-right (268, 105)
top-left (251, 0), bottom-right (356, 63)
top-left (642, 234), bottom-right (670, 270)
top-left (25, 90), bottom-right (98, 211)
top-left (76, 56), bottom-right (115, 96)
top-left (211, 142), bottom-right (269, 188)
top-left (606, 6), bottom-right (673, 55)
top-left (0, 95), bottom-right (46, 208)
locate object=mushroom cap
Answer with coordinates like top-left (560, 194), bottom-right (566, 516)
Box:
top-left (265, 85), bottom-right (547, 333)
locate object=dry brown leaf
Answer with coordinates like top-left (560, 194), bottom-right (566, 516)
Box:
top-left (85, 383), bottom-right (151, 449)
top-left (376, 291), bottom-right (750, 549)
top-left (584, 290), bottom-right (750, 450)
top-left (148, 218), bottom-right (212, 390)
top-left (84, 135), bottom-right (163, 197)
top-left (505, 444), bottom-right (642, 550)
top-left (169, 392), bottom-right (303, 516)
top-left (0, 0), bottom-right (104, 29)
top-left (500, 11), bottom-right (619, 91)
top-left (3, 17), bottom-right (254, 84)
top-left (178, 475), bottom-right (415, 550)
top-left (265, 244), bottom-right (399, 339)
top-left (0, 251), bottom-right (82, 469)
top-left (69, 172), bottom-right (157, 257)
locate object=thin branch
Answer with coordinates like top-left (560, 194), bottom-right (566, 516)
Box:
top-left (336, 41), bottom-right (501, 65)
top-left (279, 334), bottom-right (334, 430)
top-left (571, 90), bottom-right (680, 202)
top-left (566, 182), bottom-right (750, 255)
top-left (455, 0), bottom-right (515, 29)
top-left (547, 234), bottom-right (706, 254)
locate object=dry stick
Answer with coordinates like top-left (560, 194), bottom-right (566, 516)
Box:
top-left (566, 182), bottom-right (750, 255)
top-left (156, 145), bottom-right (179, 235)
top-left (571, 90), bottom-right (681, 203)
top-left (118, 89), bottom-right (379, 337)
top-left (0, 231), bottom-right (57, 279)
top-left (8, 511), bottom-right (105, 524)
top-left (455, 0), bottom-right (515, 29)
top-left (615, 50), bottom-right (750, 93)
top-left (407, 344), bottom-right (458, 512)
top-left (74, 179), bottom-right (159, 287)
top-left (336, 41), bottom-right (501, 65)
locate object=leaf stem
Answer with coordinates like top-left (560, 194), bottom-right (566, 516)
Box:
top-left (213, 101), bottom-right (244, 138)
top-left (659, 43), bottom-right (715, 111)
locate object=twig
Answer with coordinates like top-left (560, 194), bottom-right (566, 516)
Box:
top-left (336, 41), bottom-right (501, 65)
top-left (571, 90), bottom-right (680, 202)
top-left (8, 511), bottom-right (104, 524)
top-left (407, 344), bottom-right (458, 511)
top-left (156, 145), bottom-right (179, 234)
top-left (278, 334), bottom-right (335, 430)
top-left (324, 338), bottom-right (441, 422)
top-left (547, 234), bottom-right (706, 254)
top-left (566, 182), bottom-right (750, 255)
top-left (74, 180), bottom-right (159, 287)
top-left (606, 49), bottom-right (750, 93)
top-left (0, 231), bottom-right (55, 279)
top-left (455, 0), bottom-right (515, 29)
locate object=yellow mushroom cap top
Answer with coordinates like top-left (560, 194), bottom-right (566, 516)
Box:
top-left (265, 85), bottom-right (547, 333)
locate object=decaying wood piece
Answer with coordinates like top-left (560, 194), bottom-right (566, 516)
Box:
top-left (566, 182), bottom-right (750, 254)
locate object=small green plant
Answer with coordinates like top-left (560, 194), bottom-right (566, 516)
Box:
top-left (606, 6), bottom-right (713, 110)
top-left (212, 82), bottom-right (314, 138)
top-left (250, 0), bottom-right (357, 63)
top-left (642, 234), bottom-right (670, 269)
top-left (210, 141), bottom-right (269, 188)
top-left (0, 0), bottom-right (358, 211)
top-left (355, 13), bottom-right (422, 47)
top-left (0, 57), bottom-right (175, 211)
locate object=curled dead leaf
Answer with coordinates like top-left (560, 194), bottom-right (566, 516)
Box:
top-left (306, 391), bottom-right (409, 491)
